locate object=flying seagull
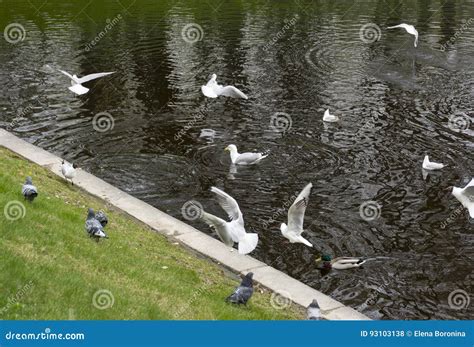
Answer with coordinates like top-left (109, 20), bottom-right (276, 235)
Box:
top-left (387, 23), bottom-right (419, 47)
top-left (323, 109), bottom-right (339, 122)
top-left (451, 178), bottom-right (474, 218)
top-left (422, 155), bottom-right (445, 171)
top-left (201, 74), bottom-right (248, 99)
top-left (85, 208), bottom-right (108, 241)
top-left (59, 70), bottom-right (115, 95)
top-left (225, 144), bottom-right (268, 165)
top-left (280, 183), bottom-right (313, 247)
top-left (61, 160), bottom-right (77, 185)
top-left (95, 210), bottom-right (108, 227)
top-left (307, 299), bottom-right (321, 320)
top-left (226, 272), bottom-right (254, 305)
top-left (22, 176), bottom-right (38, 202)
top-left (316, 255), bottom-right (366, 270)
top-left (199, 187), bottom-right (259, 255)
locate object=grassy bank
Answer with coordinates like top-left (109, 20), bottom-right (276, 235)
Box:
top-left (0, 147), bottom-right (303, 320)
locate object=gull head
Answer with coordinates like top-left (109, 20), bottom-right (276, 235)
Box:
top-left (225, 144), bottom-right (238, 153)
top-left (25, 176), bottom-right (33, 185)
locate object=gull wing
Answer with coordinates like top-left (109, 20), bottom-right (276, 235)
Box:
top-left (58, 70), bottom-right (79, 83)
top-left (219, 86), bottom-right (248, 99)
top-left (235, 153), bottom-right (264, 165)
top-left (77, 72), bottom-right (115, 84)
top-left (200, 211), bottom-right (234, 247)
top-left (287, 183), bottom-right (312, 234)
top-left (210, 187), bottom-right (243, 223)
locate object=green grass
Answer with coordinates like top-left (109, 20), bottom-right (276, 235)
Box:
top-left (0, 147), bottom-right (303, 320)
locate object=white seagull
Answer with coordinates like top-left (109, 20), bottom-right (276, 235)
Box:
top-left (323, 109), bottom-right (339, 122)
top-left (199, 187), bottom-right (258, 255)
top-left (280, 183), bottom-right (313, 247)
top-left (422, 155), bottom-right (445, 171)
top-left (59, 70), bottom-right (115, 95)
top-left (451, 178), bottom-right (474, 218)
top-left (225, 144), bottom-right (268, 165)
top-left (61, 160), bottom-right (77, 185)
top-left (387, 23), bottom-right (419, 47)
top-left (201, 74), bottom-right (248, 99)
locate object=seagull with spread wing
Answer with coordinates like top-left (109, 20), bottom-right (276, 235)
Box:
top-left (58, 70), bottom-right (115, 95)
top-left (280, 183), bottom-right (313, 247)
top-left (387, 23), bottom-right (419, 47)
top-left (199, 187), bottom-right (258, 255)
top-left (451, 178), bottom-right (474, 218)
top-left (201, 74), bottom-right (248, 99)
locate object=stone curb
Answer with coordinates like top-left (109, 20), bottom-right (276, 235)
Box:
top-left (0, 128), bottom-right (370, 320)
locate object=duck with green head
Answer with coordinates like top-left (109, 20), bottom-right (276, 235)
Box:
top-left (315, 254), bottom-right (366, 270)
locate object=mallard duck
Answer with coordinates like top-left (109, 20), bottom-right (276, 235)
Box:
top-left (315, 254), bottom-right (366, 270)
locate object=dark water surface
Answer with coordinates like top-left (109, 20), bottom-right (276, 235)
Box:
top-left (1, 0), bottom-right (473, 319)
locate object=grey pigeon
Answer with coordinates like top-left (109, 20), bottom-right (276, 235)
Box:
top-left (95, 210), bottom-right (108, 227)
top-left (22, 177), bottom-right (38, 202)
top-left (85, 208), bottom-right (108, 241)
top-left (307, 299), bottom-right (321, 320)
top-left (226, 272), bottom-right (254, 305)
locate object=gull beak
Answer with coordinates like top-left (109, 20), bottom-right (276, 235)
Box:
top-left (224, 147), bottom-right (229, 152)
top-left (315, 257), bottom-right (322, 263)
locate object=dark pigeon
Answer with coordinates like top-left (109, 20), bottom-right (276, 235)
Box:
top-left (307, 299), bottom-right (321, 320)
top-left (226, 272), bottom-right (254, 305)
top-left (85, 208), bottom-right (108, 241)
top-left (95, 210), bottom-right (108, 227)
top-left (22, 177), bottom-right (38, 202)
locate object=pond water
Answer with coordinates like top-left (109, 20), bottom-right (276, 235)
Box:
top-left (0, 0), bottom-right (473, 319)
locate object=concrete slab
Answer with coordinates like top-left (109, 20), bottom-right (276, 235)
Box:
top-left (0, 130), bottom-right (371, 320)
top-left (0, 129), bottom-right (59, 166)
top-left (248, 266), bottom-right (345, 313)
top-left (325, 306), bottom-right (371, 321)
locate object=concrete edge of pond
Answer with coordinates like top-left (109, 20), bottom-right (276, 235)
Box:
top-left (0, 128), bottom-right (371, 321)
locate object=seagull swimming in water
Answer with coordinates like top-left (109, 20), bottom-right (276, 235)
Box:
top-left (226, 272), bottom-right (254, 305)
top-left (323, 109), bottom-right (339, 122)
top-left (451, 178), bottom-right (474, 218)
top-left (59, 70), bottom-right (115, 95)
top-left (199, 187), bottom-right (259, 255)
top-left (422, 155), bottom-right (445, 171)
top-left (201, 74), bottom-right (248, 99)
top-left (85, 208), bottom-right (108, 241)
top-left (387, 23), bottom-right (419, 47)
top-left (280, 183), bottom-right (313, 247)
top-left (225, 144), bottom-right (268, 165)
top-left (61, 160), bottom-right (78, 185)
top-left (22, 176), bottom-right (38, 202)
